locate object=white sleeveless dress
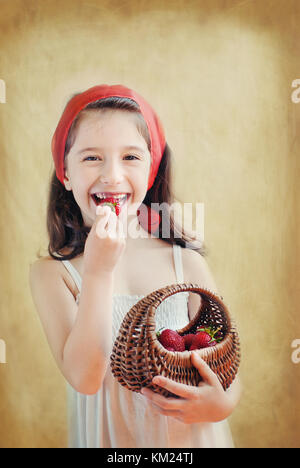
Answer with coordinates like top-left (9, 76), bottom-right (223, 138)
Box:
top-left (61, 244), bottom-right (234, 448)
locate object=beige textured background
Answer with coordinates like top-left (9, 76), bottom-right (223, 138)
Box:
top-left (0, 0), bottom-right (299, 448)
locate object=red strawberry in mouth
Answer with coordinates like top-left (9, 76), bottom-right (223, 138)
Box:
top-left (91, 193), bottom-right (130, 216)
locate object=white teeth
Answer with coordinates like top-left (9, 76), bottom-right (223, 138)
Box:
top-left (93, 193), bottom-right (128, 200)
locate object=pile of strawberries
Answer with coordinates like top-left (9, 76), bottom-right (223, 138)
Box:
top-left (156, 325), bottom-right (222, 352)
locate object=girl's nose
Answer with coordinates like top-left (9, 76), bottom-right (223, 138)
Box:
top-left (99, 162), bottom-right (124, 185)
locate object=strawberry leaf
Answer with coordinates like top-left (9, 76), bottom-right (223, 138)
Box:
top-left (156, 327), bottom-right (165, 338)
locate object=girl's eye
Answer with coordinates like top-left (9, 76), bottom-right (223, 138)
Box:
top-left (84, 155), bottom-right (139, 161)
top-left (124, 155), bottom-right (139, 160)
top-left (83, 156), bottom-right (99, 161)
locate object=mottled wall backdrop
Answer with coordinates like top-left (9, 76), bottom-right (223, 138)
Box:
top-left (0, 0), bottom-right (299, 448)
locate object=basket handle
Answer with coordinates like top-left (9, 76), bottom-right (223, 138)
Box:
top-left (145, 283), bottom-right (231, 336)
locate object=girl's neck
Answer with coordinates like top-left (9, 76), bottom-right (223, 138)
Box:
top-left (115, 213), bottom-right (153, 248)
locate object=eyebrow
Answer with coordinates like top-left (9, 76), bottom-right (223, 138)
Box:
top-left (77, 145), bottom-right (146, 154)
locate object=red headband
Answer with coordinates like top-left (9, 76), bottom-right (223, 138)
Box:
top-left (51, 84), bottom-right (166, 191)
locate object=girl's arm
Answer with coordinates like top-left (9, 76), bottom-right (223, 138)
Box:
top-left (62, 270), bottom-right (114, 394)
top-left (184, 249), bottom-right (219, 322)
top-left (30, 206), bottom-right (125, 396)
top-left (223, 373), bottom-right (243, 415)
top-left (185, 249), bottom-right (243, 413)
top-left (140, 249), bottom-right (242, 422)
top-left (29, 259), bottom-right (114, 395)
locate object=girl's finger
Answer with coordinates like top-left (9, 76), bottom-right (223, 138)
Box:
top-left (191, 352), bottom-right (222, 389)
top-left (116, 217), bottom-right (126, 239)
top-left (141, 387), bottom-right (183, 410)
top-left (106, 210), bottom-right (118, 237)
top-left (148, 401), bottom-right (182, 419)
top-left (151, 376), bottom-right (196, 399)
top-left (95, 207), bottom-right (112, 238)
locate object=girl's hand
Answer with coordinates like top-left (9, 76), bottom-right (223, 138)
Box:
top-left (83, 205), bottom-right (126, 277)
top-left (141, 352), bottom-right (241, 424)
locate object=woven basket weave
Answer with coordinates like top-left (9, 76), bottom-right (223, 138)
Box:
top-left (110, 283), bottom-right (240, 398)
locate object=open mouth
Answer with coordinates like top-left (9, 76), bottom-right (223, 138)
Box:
top-left (91, 193), bottom-right (130, 215)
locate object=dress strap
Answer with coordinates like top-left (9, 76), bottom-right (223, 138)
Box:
top-left (172, 244), bottom-right (184, 283)
top-left (61, 260), bottom-right (82, 292)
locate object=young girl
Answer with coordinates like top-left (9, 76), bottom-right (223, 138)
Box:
top-left (29, 84), bottom-right (241, 448)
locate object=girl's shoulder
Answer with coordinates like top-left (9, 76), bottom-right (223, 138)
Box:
top-left (182, 248), bottom-right (219, 294)
top-left (30, 250), bottom-right (78, 302)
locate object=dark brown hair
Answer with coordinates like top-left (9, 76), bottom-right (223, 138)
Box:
top-left (45, 96), bottom-right (207, 261)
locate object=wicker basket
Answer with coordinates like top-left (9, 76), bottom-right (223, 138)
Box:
top-left (110, 283), bottom-right (241, 398)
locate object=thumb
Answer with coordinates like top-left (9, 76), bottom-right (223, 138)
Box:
top-left (191, 351), bottom-right (222, 388)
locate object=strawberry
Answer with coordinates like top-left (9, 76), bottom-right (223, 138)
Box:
top-left (190, 331), bottom-right (212, 350)
top-left (189, 344), bottom-right (199, 351)
top-left (183, 334), bottom-right (195, 350)
top-left (196, 325), bottom-right (222, 343)
top-left (100, 199), bottom-right (120, 216)
top-left (208, 340), bottom-right (217, 347)
top-left (165, 347), bottom-right (176, 352)
top-left (156, 328), bottom-right (185, 352)
top-left (189, 325), bottom-right (222, 350)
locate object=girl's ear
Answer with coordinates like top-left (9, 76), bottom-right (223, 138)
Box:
top-left (64, 171), bottom-right (72, 191)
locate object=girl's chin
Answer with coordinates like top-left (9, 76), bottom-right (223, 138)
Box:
top-left (83, 213), bottom-right (95, 228)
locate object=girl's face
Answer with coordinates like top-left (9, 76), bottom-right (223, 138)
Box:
top-left (64, 109), bottom-right (151, 227)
